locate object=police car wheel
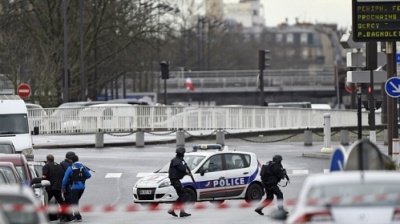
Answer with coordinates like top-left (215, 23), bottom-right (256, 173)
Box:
top-left (185, 188), bottom-right (197, 203)
top-left (244, 183), bottom-right (263, 202)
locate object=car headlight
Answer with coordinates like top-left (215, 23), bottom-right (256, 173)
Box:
top-left (134, 180), bottom-right (140, 188)
top-left (22, 148), bottom-right (33, 156)
top-left (159, 180), bottom-right (171, 188)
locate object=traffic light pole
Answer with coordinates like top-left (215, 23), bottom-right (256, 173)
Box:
top-left (357, 86), bottom-right (362, 140)
top-left (369, 69), bottom-right (376, 142)
top-left (387, 42), bottom-right (395, 156)
top-left (259, 69), bottom-right (264, 106)
top-left (258, 50), bottom-right (270, 106)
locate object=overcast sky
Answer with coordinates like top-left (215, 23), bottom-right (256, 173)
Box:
top-left (224, 0), bottom-right (352, 30)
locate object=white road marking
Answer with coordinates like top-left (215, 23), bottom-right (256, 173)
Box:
top-left (105, 173), bottom-right (122, 178)
top-left (291, 170), bottom-right (309, 175)
top-left (323, 169), bottom-right (330, 173)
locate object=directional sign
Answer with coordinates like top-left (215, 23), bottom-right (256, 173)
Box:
top-left (17, 83), bottom-right (31, 99)
top-left (385, 77), bottom-right (400, 98)
top-left (329, 146), bottom-right (346, 172)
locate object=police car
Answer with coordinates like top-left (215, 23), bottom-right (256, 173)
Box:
top-left (133, 144), bottom-right (263, 205)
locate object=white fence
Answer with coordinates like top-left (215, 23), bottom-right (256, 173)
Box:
top-left (27, 106), bottom-right (380, 134)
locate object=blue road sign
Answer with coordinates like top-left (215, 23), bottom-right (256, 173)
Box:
top-left (397, 54), bottom-right (400, 63)
top-left (385, 77), bottom-right (400, 98)
top-left (329, 146), bottom-right (346, 172)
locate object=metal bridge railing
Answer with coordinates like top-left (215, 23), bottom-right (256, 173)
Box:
top-left (166, 69), bottom-right (335, 92)
top-left (27, 106), bottom-right (378, 135)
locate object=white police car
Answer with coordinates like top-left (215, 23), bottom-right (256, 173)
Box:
top-left (133, 144), bottom-right (263, 205)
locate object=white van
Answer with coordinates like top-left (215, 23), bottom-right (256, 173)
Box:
top-left (0, 95), bottom-right (34, 160)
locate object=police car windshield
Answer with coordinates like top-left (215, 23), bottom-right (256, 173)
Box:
top-left (157, 155), bottom-right (206, 173)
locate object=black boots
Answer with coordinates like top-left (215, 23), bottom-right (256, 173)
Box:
top-left (168, 209), bottom-right (191, 217)
top-left (168, 209), bottom-right (178, 217)
top-left (179, 211), bottom-right (191, 217)
top-left (254, 208), bottom-right (264, 216)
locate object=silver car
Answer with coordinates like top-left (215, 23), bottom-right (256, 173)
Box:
top-left (286, 171), bottom-right (400, 224)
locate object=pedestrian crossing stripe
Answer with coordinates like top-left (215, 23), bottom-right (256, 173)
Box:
top-left (105, 173), bottom-right (122, 178)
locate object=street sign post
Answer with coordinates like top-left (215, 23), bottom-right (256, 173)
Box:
top-left (17, 83), bottom-right (31, 99)
top-left (329, 146), bottom-right (346, 172)
top-left (385, 77), bottom-right (400, 98)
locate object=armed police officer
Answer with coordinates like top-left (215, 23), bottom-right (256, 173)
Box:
top-left (167, 147), bottom-right (191, 218)
top-left (255, 154), bottom-right (290, 215)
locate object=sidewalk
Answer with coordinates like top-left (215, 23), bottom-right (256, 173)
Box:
top-left (32, 133), bottom-right (176, 149)
top-left (31, 131), bottom-right (390, 162)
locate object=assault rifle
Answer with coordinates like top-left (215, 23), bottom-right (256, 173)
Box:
top-left (280, 166), bottom-right (290, 187)
top-left (183, 160), bottom-right (197, 188)
top-left (85, 166), bottom-right (95, 173)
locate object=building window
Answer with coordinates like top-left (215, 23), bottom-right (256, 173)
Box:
top-left (286, 33), bottom-right (294, 44)
top-left (253, 10), bottom-right (258, 16)
top-left (276, 33), bottom-right (283, 42)
top-left (300, 33), bottom-right (308, 45)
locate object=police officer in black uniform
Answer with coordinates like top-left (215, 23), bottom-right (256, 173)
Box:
top-left (167, 147), bottom-right (191, 218)
top-left (255, 154), bottom-right (289, 215)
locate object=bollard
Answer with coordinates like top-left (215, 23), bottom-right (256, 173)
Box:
top-left (95, 130), bottom-right (104, 148)
top-left (304, 129), bottom-right (312, 146)
top-left (320, 113), bottom-right (333, 153)
top-left (383, 129), bottom-right (388, 145)
top-left (136, 129), bottom-right (144, 148)
top-left (340, 130), bottom-right (349, 146)
top-left (216, 129), bottom-right (225, 146)
top-left (176, 129), bottom-right (185, 148)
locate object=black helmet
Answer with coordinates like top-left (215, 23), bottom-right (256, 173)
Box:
top-left (273, 155), bottom-right (283, 163)
top-left (66, 151), bottom-right (76, 160)
top-left (176, 147), bottom-right (186, 154)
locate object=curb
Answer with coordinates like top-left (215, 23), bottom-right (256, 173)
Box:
top-left (302, 152), bottom-right (331, 159)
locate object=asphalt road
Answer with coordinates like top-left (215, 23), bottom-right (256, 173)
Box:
top-left (32, 140), bottom-right (335, 224)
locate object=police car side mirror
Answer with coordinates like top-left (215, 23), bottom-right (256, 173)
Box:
top-left (200, 168), bottom-right (206, 176)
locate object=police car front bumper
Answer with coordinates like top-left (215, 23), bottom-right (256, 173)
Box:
top-left (133, 186), bottom-right (178, 203)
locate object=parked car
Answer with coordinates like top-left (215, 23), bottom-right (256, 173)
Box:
top-left (43, 101), bottom-right (106, 133)
top-left (0, 154), bottom-right (48, 206)
top-left (0, 140), bottom-right (17, 154)
top-left (133, 144), bottom-right (263, 206)
top-left (79, 104), bottom-right (136, 132)
top-left (28, 161), bottom-right (48, 206)
top-left (0, 161), bottom-right (22, 185)
top-left (284, 171), bottom-right (400, 224)
top-left (107, 98), bottom-right (150, 105)
top-left (0, 185), bottom-right (49, 224)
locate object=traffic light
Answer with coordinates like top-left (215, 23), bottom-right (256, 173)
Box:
top-left (258, 50), bottom-right (271, 70)
top-left (160, 61), bottom-right (169, 80)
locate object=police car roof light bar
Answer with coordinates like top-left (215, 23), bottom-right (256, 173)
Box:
top-left (192, 144), bottom-right (223, 152)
